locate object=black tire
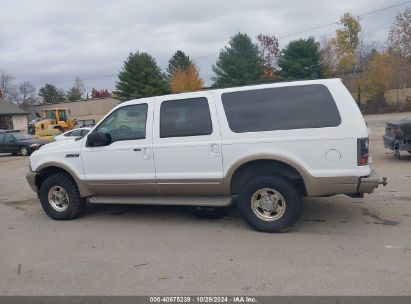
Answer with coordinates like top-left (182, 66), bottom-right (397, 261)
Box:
top-left (20, 146), bottom-right (30, 156)
top-left (237, 175), bottom-right (302, 233)
top-left (39, 173), bottom-right (86, 220)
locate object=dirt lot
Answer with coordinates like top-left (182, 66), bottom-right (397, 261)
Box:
top-left (0, 113), bottom-right (411, 296)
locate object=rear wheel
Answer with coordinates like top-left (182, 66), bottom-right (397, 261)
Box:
top-left (39, 173), bottom-right (86, 220)
top-left (237, 175), bottom-right (302, 232)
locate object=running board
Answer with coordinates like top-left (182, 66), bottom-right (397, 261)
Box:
top-left (88, 196), bottom-right (232, 207)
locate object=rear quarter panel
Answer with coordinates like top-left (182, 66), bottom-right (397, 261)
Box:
top-left (212, 80), bottom-right (370, 185)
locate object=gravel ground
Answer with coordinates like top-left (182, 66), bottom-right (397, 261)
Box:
top-left (0, 113), bottom-right (410, 296)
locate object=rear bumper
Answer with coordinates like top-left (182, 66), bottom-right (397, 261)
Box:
top-left (383, 135), bottom-right (411, 151)
top-left (356, 169), bottom-right (387, 194)
top-left (26, 171), bottom-right (38, 193)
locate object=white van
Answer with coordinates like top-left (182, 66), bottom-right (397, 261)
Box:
top-left (26, 79), bottom-right (386, 232)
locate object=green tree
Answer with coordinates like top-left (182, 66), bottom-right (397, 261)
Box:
top-left (167, 50), bottom-right (191, 78)
top-left (38, 84), bottom-right (66, 103)
top-left (278, 37), bottom-right (322, 80)
top-left (66, 87), bottom-right (82, 101)
top-left (212, 33), bottom-right (264, 88)
top-left (115, 52), bottom-right (169, 101)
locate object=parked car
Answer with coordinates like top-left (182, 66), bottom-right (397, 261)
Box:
top-left (54, 128), bottom-right (91, 142)
top-left (0, 129), bottom-right (20, 134)
top-left (0, 132), bottom-right (48, 156)
top-left (383, 117), bottom-right (411, 159)
top-left (75, 119), bottom-right (95, 128)
top-left (26, 79), bottom-right (387, 232)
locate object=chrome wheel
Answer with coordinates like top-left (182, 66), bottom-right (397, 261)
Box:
top-left (20, 147), bottom-right (28, 156)
top-left (48, 186), bottom-right (69, 212)
top-left (251, 188), bottom-right (286, 221)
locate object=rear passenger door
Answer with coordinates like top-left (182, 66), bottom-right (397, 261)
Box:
top-left (153, 94), bottom-right (224, 195)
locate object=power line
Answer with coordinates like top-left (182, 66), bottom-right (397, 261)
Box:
top-left (41, 0), bottom-right (411, 86)
top-left (276, 0), bottom-right (410, 40)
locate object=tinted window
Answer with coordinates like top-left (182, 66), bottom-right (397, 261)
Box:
top-left (0, 134), bottom-right (4, 143)
top-left (96, 104), bottom-right (148, 142)
top-left (160, 97), bottom-right (213, 138)
top-left (70, 129), bottom-right (83, 137)
top-left (4, 134), bottom-right (15, 142)
top-left (221, 84), bottom-right (341, 133)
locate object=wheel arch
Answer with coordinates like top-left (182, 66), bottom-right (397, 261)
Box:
top-left (225, 155), bottom-right (309, 196)
top-left (35, 163), bottom-right (92, 197)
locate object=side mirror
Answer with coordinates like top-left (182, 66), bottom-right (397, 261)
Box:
top-left (86, 132), bottom-right (111, 147)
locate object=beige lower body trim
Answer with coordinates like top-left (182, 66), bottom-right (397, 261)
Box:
top-left (305, 175), bottom-right (358, 196)
top-left (86, 180), bottom-right (159, 196)
top-left (157, 179), bottom-right (224, 196)
top-left (86, 179), bottom-right (225, 196)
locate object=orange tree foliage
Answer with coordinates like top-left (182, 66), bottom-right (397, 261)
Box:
top-left (170, 63), bottom-right (203, 93)
top-left (359, 51), bottom-right (394, 102)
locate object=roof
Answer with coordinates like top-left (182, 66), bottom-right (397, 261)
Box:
top-left (121, 78), bottom-right (343, 107)
top-left (0, 98), bottom-right (28, 115)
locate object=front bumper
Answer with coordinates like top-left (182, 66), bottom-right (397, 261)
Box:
top-left (357, 169), bottom-right (387, 194)
top-left (26, 171), bottom-right (38, 193)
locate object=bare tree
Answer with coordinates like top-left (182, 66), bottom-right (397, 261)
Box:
top-left (389, 8), bottom-right (411, 59)
top-left (388, 8), bottom-right (411, 110)
top-left (0, 72), bottom-right (15, 101)
top-left (17, 81), bottom-right (38, 107)
top-left (319, 36), bottom-right (337, 78)
top-left (74, 76), bottom-right (86, 98)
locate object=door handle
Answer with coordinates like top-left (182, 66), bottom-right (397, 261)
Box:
top-left (133, 148), bottom-right (141, 151)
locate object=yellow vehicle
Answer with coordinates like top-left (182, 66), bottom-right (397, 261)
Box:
top-left (28, 108), bottom-right (76, 140)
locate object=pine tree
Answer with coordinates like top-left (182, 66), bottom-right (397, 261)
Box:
top-left (167, 50), bottom-right (191, 78)
top-left (38, 84), bottom-right (66, 103)
top-left (278, 37), bottom-right (323, 80)
top-left (212, 33), bottom-right (264, 88)
top-left (115, 52), bottom-right (169, 101)
top-left (67, 87), bottom-right (82, 101)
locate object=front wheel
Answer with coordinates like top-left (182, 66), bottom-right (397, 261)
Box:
top-left (20, 146), bottom-right (29, 156)
top-left (39, 173), bottom-right (86, 220)
top-left (237, 175), bottom-right (302, 232)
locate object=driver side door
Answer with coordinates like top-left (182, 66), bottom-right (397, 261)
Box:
top-left (81, 102), bottom-right (158, 196)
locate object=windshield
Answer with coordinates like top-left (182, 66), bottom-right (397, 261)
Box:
top-left (13, 133), bottom-right (36, 140)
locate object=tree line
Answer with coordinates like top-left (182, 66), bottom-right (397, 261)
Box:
top-left (0, 74), bottom-right (111, 107)
top-left (1, 8), bottom-right (410, 113)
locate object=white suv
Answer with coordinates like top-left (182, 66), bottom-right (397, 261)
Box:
top-left (26, 79), bottom-right (386, 232)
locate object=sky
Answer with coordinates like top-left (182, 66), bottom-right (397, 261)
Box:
top-left (0, 0), bottom-right (409, 93)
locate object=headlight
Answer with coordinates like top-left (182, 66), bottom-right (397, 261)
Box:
top-left (29, 143), bottom-right (41, 148)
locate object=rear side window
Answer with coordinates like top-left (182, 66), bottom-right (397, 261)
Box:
top-left (221, 84), bottom-right (341, 133)
top-left (160, 97), bottom-right (213, 138)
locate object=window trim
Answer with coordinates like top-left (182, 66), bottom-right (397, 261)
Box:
top-left (94, 104), bottom-right (148, 144)
top-left (159, 97), bottom-right (213, 139)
